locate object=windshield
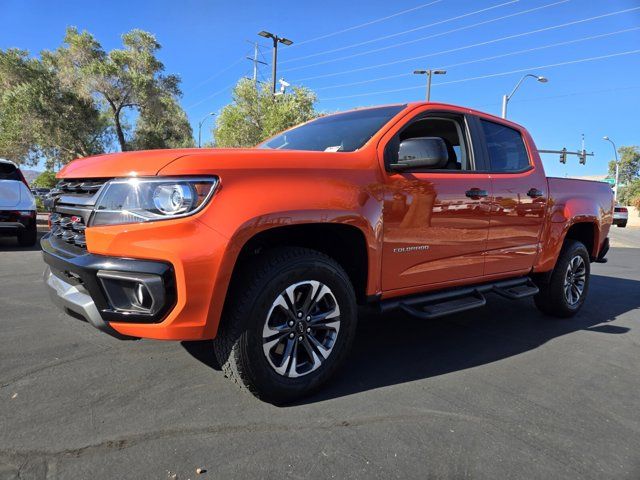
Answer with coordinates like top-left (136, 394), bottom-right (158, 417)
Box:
top-left (260, 105), bottom-right (406, 152)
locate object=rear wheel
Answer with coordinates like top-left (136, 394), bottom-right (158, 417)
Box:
top-left (17, 223), bottom-right (37, 247)
top-left (617, 220), bottom-right (627, 228)
top-left (534, 240), bottom-right (590, 318)
top-left (213, 247), bottom-right (357, 404)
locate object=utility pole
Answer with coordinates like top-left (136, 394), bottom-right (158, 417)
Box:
top-left (246, 41), bottom-right (267, 86)
top-left (413, 69), bottom-right (446, 101)
top-left (603, 136), bottom-right (620, 201)
top-left (258, 31), bottom-right (294, 95)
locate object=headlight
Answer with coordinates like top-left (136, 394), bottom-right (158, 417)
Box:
top-left (91, 177), bottom-right (218, 226)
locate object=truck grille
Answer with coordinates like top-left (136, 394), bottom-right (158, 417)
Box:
top-left (48, 179), bottom-right (110, 250)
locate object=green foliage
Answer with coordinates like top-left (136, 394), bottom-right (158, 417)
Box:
top-left (32, 170), bottom-right (58, 188)
top-left (132, 96), bottom-right (194, 150)
top-left (213, 79), bottom-right (317, 148)
top-left (608, 146), bottom-right (640, 187)
top-left (618, 178), bottom-right (640, 206)
top-left (0, 48), bottom-right (108, 168)
top-left (47, 27), bottom-right (193, 151)
top-left (0, 27), bottom-right (193, 169)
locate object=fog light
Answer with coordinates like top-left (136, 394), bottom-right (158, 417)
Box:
top-left (97, 271), bottom-right (165, 315)
top-left (136, 283), bottom-right (153, 310)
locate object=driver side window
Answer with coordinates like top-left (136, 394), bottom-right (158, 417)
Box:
top-left (396, 117), bottom-right (471, 171)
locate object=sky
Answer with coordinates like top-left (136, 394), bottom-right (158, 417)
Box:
top-left (1, 0), bottom-right (639, 178)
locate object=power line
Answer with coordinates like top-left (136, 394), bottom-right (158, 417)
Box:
top-left (280, 0), bottom-right (519, 65)
top-left (194, 55), bottom-right (247, 89)
top-left (284, 0), bottom-right (567, 73)
top-left (187, 78), bottom-right (243, 109)
top-left (294, 6), bottom-right (640, 82)
top-left (314, 27), bottom-right (640, 92)
top-left (320, 49), bottom-right (640, 101)
top-left (473, 85), bottom-right (640, 109)
top-left (291, 0), bottom-right (442, 48)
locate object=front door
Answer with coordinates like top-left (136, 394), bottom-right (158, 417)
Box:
top-left (380, 112), bottom-right (491, 293)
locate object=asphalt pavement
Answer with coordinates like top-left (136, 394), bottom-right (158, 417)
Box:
top-left (0, 228), bottom-right (639, 479)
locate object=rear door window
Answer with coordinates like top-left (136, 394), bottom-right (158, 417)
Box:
top-left (480, 120), bottom-right (530, 172)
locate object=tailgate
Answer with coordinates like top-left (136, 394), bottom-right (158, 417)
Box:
top-left (0, 180), bottom-right (21, 208)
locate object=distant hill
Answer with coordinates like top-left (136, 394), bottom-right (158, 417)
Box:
top-left (22, 169), bottom-right (42, 185)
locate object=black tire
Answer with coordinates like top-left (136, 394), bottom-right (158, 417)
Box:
top-left (534, 239), bottom-right (590, 318)
top-left (617, 221), bottom-right (627, 228)
top-left (212, 247), bottom-right (357, 404)
top-left (17, 223), bottom-right (37, 247)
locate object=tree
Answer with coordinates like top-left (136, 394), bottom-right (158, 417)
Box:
top-left (0, 48), bottom-right (108, 169)
top-left (618, 178), bottom-right (640, 206)
top-left (213, 78), bottom-right (317, 148)
top-left (132, 96), bottom-right (194, 150)
top-left (608, 146), bottom-right (640, 187)
top-left (32, 170), bottom-right (58, 189)
top-left (46, 27), bottom-right (193, 151)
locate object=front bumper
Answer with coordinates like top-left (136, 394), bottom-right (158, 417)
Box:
top-left (41, 215), bottom-right (230, 340)
top-left (44, 265), bottom-right (127, 338)
top-left (42, 233), bottom-right (177, 338)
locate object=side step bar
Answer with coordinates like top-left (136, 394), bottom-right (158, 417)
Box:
top-left (381, 277), bottom-right (539, 320)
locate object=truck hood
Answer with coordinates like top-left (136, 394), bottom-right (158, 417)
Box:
top-left (57, 149), bottom-right (199, 179)
top-left (58, 147), bottom-right (373, 179)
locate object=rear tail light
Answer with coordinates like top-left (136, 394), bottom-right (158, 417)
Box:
top-left (615, 207), bottom-right (628, 213)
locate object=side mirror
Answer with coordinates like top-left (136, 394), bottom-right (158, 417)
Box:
top-left (390, 137), bottom-right (449, 171)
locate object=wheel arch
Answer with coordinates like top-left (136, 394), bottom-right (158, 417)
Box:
top-left (204, 212), bottom-right (379, 339)
top-left (230, 222), bottom-right (370, 304)
top-left (564, 221), bottom-right (599, 259)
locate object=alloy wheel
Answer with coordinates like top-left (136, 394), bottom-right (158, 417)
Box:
top-left (262, 280), bottom-right (341, 378)
top-left (564, 255), bottom-right (586, 306)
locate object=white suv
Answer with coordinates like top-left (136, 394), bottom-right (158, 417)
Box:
top-left (0, 159), bottom-right (37, 246)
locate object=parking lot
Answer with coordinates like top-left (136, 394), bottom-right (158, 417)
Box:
top-left (1, 227), bottom-right (639, 479)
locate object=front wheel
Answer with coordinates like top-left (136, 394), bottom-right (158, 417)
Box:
top-left (213, 247), bottom-right (357, 404)
top-left (534, 240), bottom-right (590, 318)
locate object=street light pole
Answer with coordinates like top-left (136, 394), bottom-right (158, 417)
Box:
top-left (603, 136), bottom-right (620, 201)
top-left (413, 69), bottom-right (446, 101)
top-left (501, 74), bottom-right (548, 118)
top-left (198, 112), bottom-right (215, 148)
top-left (258, 31), bottom-right (294, 95)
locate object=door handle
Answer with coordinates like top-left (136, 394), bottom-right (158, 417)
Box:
top-left (527, 188), bottom-right (543, 198)
top-left (465, 188), bottom-right (488, 199)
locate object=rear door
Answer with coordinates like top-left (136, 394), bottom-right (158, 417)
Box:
top-left (379, 109), bottom-right (492, 293)
top-left (474, 117), bottom-right (548, 275)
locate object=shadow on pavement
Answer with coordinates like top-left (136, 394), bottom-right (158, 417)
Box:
top-left (182, 272), bottom-right (638, 405)
top-left (0, 230), bottom-right (46, 252)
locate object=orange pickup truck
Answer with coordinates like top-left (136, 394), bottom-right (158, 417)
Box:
top-left (42, 102), bottom-right (613, 402)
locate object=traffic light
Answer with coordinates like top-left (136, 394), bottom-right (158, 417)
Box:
top-left (559, 148), bottom-right (567, 164)
top-left (579, 149), bottom-right (587, 165)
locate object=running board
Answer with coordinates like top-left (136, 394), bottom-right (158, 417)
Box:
top-left (492, 279), bottom-right (539, 299)
top-left (381, 277), bottom-right (538, 320)
top-left (400, 290), bottom-right (486, 320)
